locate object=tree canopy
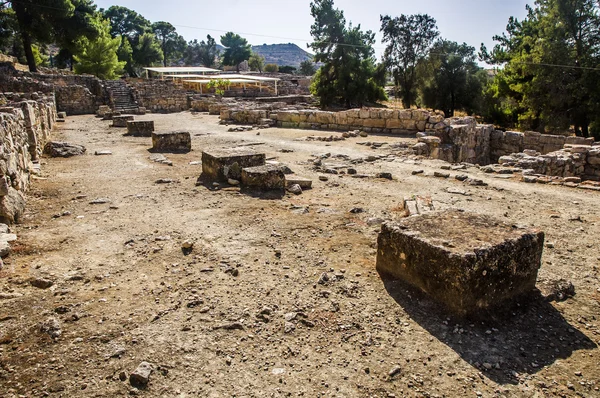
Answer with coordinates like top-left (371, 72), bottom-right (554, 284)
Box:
top-left (184, 35), bottom-right (219, 67)
top-left (309, 0), bottom-right (386, 108)
top-left (481, 0), bottom-right (600, 137)
top-left (420, 40), bottom-right (484, 117)
top-left (152, 21), bottom-right (186, 66)
top-left (74, 19), bottom-right (125, 79)
top-left (6, 0), bottom-right (100, 72)
top-left (380, 13), bottom-right (439, 108)
top-left (299, 60), bottom-right (317, 76)
top-left (220, 32), bottom-right (252, 72)
top-left (248, 53), bottom-right (265, 72)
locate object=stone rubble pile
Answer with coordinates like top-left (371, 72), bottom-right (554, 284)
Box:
top-left (498, 145), bottom-right (600, 182)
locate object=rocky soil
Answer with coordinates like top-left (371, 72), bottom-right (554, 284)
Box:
top-left (0, 112), bottom-right (599, 397)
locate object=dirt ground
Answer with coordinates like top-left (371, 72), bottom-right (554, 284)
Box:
top-left (1, 112), bottom-right (599, 398)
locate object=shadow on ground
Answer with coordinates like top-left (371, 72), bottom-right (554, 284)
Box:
top-left (380, 274), bottom-right (597, 385)
top-left (195, 175), bottom-right (285, 200)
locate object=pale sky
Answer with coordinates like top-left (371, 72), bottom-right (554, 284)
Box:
top-left (94, 0), bottom-right (530, 59)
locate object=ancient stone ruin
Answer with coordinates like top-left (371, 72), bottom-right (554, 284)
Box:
top-left (0, 92), bottom-right (56, 223)
top-left (151, 131), bottom-right (191, 153)
top-left (126, 120), bottom-right (154, 137)
top-left (376, 210), bottom-right (545, 315)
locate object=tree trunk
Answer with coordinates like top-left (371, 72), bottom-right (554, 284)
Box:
top-left (21, 31), bottom-right (37, 73)
top-left (12, 2), bottom-right (37, 72)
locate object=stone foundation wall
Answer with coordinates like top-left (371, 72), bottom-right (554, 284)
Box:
top-left (498, 146), bottom-right (600, 181)
top-left (0, 65), bottom-right (107, 114)
top-left (128, 80), bottom-right (189, 113)
top-left (220, 107), bottom-right (447, 135)
top-left (0, 92), bottom-right (56, 223)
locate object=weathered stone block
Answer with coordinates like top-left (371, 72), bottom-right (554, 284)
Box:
top-left (241, 164), bottom-right (285, 190)
top-left (126, 121), bottom-right (154, 137)
top-left (112, 115), bottom-right (134, 127)
top-left (201, 149), bottom-right (266, 182)
top-left (376, 210), bottom-right (544, 315)
top-left (43, 141), bottom-right (86, 157)
top-left (285, 175), bottom-right (312, 189)
top-left (151, 131), bottom-right (191, 152)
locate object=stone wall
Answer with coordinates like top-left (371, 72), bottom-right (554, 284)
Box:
top-left (0, 65), bottom-right (107, 115)
top-left (0, 92), bottom-right (56, 223)
top-left (412, 116), bottom-right (599, 180)
top-left (220, 107), bottom-right (447, 135)
top-left (128, 80), bottom-right (189, 113)
top-left (497, 146), bottom-right (600, 181)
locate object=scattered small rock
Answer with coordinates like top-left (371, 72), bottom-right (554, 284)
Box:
top-left (89, 198), bottom-right (110, 205)
top-left (287, 184), bottom-right (302, 195)
top-left (130, 362), bottom-right (153, 389)
top-left (31, 278), bottom-right (54, 289)
top-left (375, 172), bottom-right (393, 180)
top-left (40, 317), bottom-right (62, 339)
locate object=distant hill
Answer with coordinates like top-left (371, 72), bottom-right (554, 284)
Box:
top-left (251, 43), bottom-right (313, 67)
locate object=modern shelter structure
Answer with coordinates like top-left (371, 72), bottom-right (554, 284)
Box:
top-left (143, 67), bottom-right (281, 95)
top-left (143, 66), bottom-right (221, 79)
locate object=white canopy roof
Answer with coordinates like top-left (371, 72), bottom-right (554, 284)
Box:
top-left (144, 67), bottom-right (220, 74)
top-left (184, 78), bottom-right (261, 84)
top-left (211, 74), bottom-right (280, 82)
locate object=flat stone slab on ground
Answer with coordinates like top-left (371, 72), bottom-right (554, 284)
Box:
top-left (286, 175), bottom-right (312, 189)
top-left (112, 115), bottom-right (134, 127)
top-left (126, 120), bottom-right (154, 137)
top-left (202, 149), bottom-right (265, 181)
top-left (151, 131), bottom-right (191, 152)
top-left (242, 164), bottom-right (286, 190)
top-left (376, 210), bottom-right (544, 315)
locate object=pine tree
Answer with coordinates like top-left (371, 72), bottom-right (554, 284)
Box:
top-left (74, 20), bottom-right (125, 79)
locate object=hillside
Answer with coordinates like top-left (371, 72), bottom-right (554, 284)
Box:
top-left (251, 43), bottom-right (313, 67)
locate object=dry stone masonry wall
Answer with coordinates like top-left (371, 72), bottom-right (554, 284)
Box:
top-left (0, 65), bottom-right (106, 115)
top-left (129, 81), bottom-right (189, 113)
top-left (0, 92), bottom-right (56, 223)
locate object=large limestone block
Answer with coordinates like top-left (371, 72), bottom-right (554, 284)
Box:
top-left (202, 149), bottom-right (265, 182)
top-left (376, 210), bottom-right (544, 316)
top-left (362, 118), bottom-right (386, 129)
top-left (126, 121), bottom-right (154, 137)
top-left (241, 164), bottom-right (285, 190)
top-left (43, 141), bottom-right (86, 158)
top-left (112, 115), bottom-right (134, 127)
top-left (151, 131), bottom-right (191, 152)
top-left (0, 188), bottom-right (26, 224)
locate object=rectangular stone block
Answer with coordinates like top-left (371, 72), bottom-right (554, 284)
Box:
top-left (126, 121), bottom-right (154, 137)
top-left (376, 210), bottom-right (544, 316)
top-left (241, 164), bottom-right (285, 190)
top-left (286, 175), bottom-right (312, 189)
top-left (151, 131), bottom-right (191, 152)
top-left (112, 115), bottom-right (135, 127)
top-left (202, 149), bottom-right (266, 182)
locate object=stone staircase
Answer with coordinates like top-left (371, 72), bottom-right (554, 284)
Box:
top-left (104, 80), bottom-right (139, 114)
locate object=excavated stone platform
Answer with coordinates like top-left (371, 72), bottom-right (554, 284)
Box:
top-left (151, 131), bottom-right (191, 152)
top-left (126, 120), bottom-right (154, 137)
top-left (112, 115), bottom-right (134, 128)
top-left (376, 210), bottom-right (545, 316)
top-left (241, 164), bottom-right (286, 190)
top-left (201, 149), bottom-right (266, 182)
